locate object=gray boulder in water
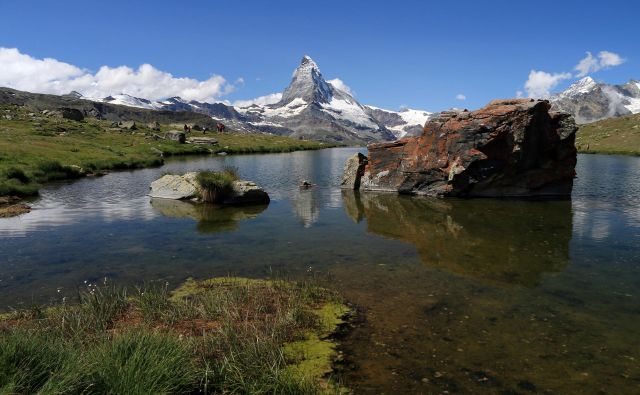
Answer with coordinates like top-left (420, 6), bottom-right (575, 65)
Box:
top-left (149, 172), bottom-right (199, 200)
top-left (340, 152), bottom-right (367, 190)
top-left (149, 173), bottom-right (269, 205)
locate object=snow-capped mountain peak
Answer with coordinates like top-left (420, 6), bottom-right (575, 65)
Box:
top-left (559, 76), bottom-right (598, 98)
top-left (363, 105), bottom-right (432, 138)
top-left (280, 55), bottom-right (334, 105)
top-left (58, 55), bottom-right (431, 144)
top-left (96, 93), bottom-right (162, 109)
top-left (551, 77), bottom-right (640, 123)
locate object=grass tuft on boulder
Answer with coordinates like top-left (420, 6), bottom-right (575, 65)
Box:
top-left (196, 168), bottom-right (239, 202)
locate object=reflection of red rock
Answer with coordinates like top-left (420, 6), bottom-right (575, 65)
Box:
top-left (341, 190), bottom-right (572, 286)
top-left (357, 99), bottom-right (577, 197)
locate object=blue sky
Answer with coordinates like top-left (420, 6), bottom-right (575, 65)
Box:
top-left (0, 0), bottom-right (637, 111)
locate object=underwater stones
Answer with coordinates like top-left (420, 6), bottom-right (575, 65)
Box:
top-left (345, 99), bottom-right (578, 198)
top-left (0, 203), bottom-right (31, 218)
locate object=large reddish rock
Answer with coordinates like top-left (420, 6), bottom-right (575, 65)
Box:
top-left (349, 99), bottom-right (578, 198)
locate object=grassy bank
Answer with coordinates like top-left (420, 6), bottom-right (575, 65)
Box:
top-left (577, 113), bottom-right (640, 156)
top-left (0, 105), bottom-right (336, 197)
top-left (0, 277), bottom-right (350, 394)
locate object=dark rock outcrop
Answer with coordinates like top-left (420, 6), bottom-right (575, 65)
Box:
top-left (48, 107), bottom-right (84, 121)
top-left (345, 99), bottom-right (578, 198)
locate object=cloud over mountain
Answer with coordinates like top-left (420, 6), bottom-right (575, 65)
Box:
top-left (0, 47), bottom-right (233, 102)
top-left (574, 51), bottom-right (625, 77)
top-left (523, 50), bottom-right (625, 98)
top-left (233, 92), bottom-right (282, 107)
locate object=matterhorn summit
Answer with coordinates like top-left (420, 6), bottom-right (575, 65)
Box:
top-left (280, 55), bottom-right (334, 105)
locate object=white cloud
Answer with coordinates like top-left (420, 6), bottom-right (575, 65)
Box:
top-left (327, 78), bottom-right (354, 95)
top-left (233, 92), bottom-right (282, 107)
top-left (524, 70), bottom-right (572, 98)
top-left (455, 93), bottom-right (466, 101)
top-left (598, 51), bottom-right (624, 68)
top-left (522, 50), bottom-right (626, 98)
top-left (516, 90), bottom-right (524, 98)
top-left (574, 51), bottom-right (625, 77)
top-left (0, 47), bottom-right (234, 102)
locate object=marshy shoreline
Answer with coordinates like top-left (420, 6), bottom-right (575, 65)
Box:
top-left (0, 276), bottom-right (352, 394)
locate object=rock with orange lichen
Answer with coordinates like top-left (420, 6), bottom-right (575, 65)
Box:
top-left (347, 99), bottom-right (578, 198)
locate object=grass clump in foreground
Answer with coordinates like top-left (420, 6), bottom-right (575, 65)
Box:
top-left (0, 277), bottom-right (351, 394)
top-left (577, 112), bottom-right (640, 156)
top-left (196, 168), bottom-right (239, 203)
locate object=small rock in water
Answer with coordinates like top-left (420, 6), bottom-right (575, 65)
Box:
top-left (300, 180), bottom-right (314, 188)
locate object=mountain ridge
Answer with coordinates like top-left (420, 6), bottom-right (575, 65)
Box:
top-left (38, 56), bottom-right (432, 144)
top-left (551, 76), bottom-right (640, 123)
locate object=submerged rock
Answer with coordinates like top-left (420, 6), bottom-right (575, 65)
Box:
top-left (0, 203), bottom-right (31, 218)
top-left (344, 99), bottom-right (578, 198)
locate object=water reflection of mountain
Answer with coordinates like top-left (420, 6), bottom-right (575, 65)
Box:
top-left (290, 188), bottom-right (320, 228)
top-left (342, 191), bottom-right (572, 287)
top-left (150, 198), bottom-right (267, 234)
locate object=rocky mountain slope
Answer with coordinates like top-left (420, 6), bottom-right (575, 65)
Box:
top-left (551, 77), bottom-right (640, 124)
top-left (9, 56), bottom-right (430, 144)
top-left (0, 87), bottom-right (219, 127)
top-left (363, 106), bottom-right (432, 138)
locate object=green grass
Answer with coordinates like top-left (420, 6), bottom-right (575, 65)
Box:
top-left (577, 112), bottom-right (640, 156)
top-left (0, 277), bottom-right (350, 394)
top-left (196, 168), bottom-right (239, 202)
top-left (0, 105), bottom-right (338, 197)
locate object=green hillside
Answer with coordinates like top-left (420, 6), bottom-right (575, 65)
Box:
top-left (576, 113), bottom-right (640, 156)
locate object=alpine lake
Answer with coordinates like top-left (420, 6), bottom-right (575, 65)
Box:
top-left (1, 148), bottom-right (638, 394)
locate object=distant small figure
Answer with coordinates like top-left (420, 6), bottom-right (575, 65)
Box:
top-left (216, 122), bottom-right (226, 133)
top-left (300, 180), bottom-right (315, 188)
top-left (188, 125), bottom-right (192, 133)
top-left (183, 124), bottom-right (188, 133)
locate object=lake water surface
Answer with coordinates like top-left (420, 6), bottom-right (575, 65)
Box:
top-left (1, 148), bottom-right (639, 394)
